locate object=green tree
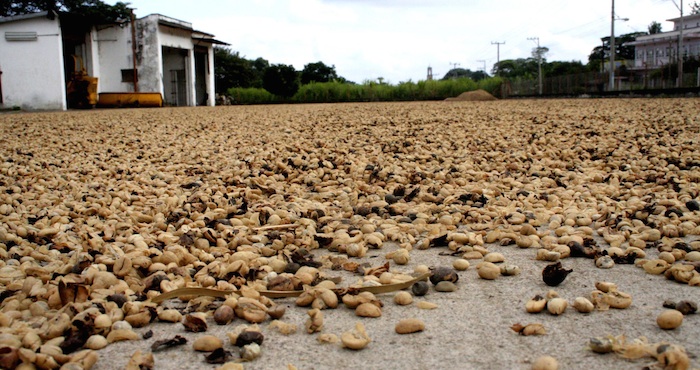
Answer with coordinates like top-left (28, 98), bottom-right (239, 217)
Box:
top-left (1, 0), bottom-right (131, 23)
top-left (213, 49), bottom-right (269, 92)
top-left (648, 21), bottom-right (662, 34)
top-left (587, 32), bottom-right (646, 71)
top-left (214, 47), bottom-right (256, 93)
top-left (532, 46), bottom-right (549, 62)
top-left (300, 61), bottom-right (338, 85)
top-left (442, 68), bottom-right (470, 79)
top-left (263, 64), bottom-right (299, 98)
top-left (545, 61), bottom-right (587, 77)
top-left (470, 70), bottom-right (489, 81)
top-left (492, 58), bottom-right (539, 79)
top-left (442, 68), bottom-right (489, 81)
top-left (691, 2), bottom-right (700, 14)
top-left (251, 57), bottom-right (269, 87)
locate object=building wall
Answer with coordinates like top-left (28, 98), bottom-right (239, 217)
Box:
top-left (632, 15), bottom-right (700, 69)
top-left (206, 46), bottom-right (214, 106)
top-left (136, 16), bottom-right (161, 94)
top-left (94, 24), bottom-right (135, 92)
top-left (0, 12), bottom-right (216, 109)
top-left (0, 15), bottom-right (66, 110)
top-left (634, 39), bottom-right (700, 68)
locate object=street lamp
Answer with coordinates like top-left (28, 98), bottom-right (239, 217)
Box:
top-left (609, 0), bottom-right (629, 91)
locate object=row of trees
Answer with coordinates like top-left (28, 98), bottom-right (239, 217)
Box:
top-left (214, 48), bottom-right (350, 98)
top-left (227, 1), bottom-right (700, 95)
top-left (472, 15), bottom-right (689, 84)
top-left (441, 68), bottom-right (489, 81)
top-left (1, 0), bottom-right (131, 23)
top-left (7, 0), bottom-right (700, 101)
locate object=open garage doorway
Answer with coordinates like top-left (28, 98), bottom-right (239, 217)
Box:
top-left (162, 46), bottom-right (188, 106)
top-left (194, 47), bottom-right (208, 106)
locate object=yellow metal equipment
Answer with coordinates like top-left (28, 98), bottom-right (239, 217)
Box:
top-left (97, 92), bottom-right (163, 108)
top-left (66, 55), bottom-right (98, 108)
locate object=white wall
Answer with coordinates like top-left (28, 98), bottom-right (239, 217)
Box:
top-left (0, 16), bottom-right (66, 110)
top-left (159, 25), bottom-right (194, 50)
top-left (95, 24), bottom-right (135, 92)
top-left (206, 46), bottom-right (214, 106)
top-left (87, 28), bottom-right (100, 79)
top-left (136, 16), bottom-right (161, 94)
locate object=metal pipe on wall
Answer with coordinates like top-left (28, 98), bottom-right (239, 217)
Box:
top-left (130, 9), bottom-right (139, 92)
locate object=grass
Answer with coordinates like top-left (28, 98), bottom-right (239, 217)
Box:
top-left (227, 87), bottom-right (278, 104)
top-left (225, 77), bottom-right (504, 105)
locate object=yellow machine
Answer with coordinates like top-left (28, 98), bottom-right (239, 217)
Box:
top-left (97, 92), bottom-right (163, 108)
top-left (66, 55), bottom-right (98, 108)
top-left (66, 54), bottom-right (163, 108)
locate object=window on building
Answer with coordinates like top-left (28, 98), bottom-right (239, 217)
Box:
top-left (121, 69), bottom-right (137, 83)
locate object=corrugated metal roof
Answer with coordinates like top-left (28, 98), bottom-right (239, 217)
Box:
top-left (193, 36), bottom-right (229, 45)
top-left (0, 10), bottom-right (56, 24)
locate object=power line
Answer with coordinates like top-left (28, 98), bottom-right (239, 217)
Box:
top-left (552, 17), bottom-right (607, 35)
top-left (476, 59), bottom-right (487, 73)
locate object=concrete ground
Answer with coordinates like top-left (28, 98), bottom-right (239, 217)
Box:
top-left (94, 241), bottom-right (699, 370)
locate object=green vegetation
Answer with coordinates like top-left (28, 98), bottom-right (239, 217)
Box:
top-left (217, 4), bottom-right (685, 103)
top-left (214, 48), bottom-right (269, 94)
top-left (1, 1), bottom-right (132, 23)
top-left (442, 68), bottom-right (489, 81)
top-left (587, 32), bottom-right (645, 72)
top-left (301, 62), bottom-right (348, 85)
top-left (262, 64), bottom-right (300, 98)
top-left (226, 77), bottom-right (503, 104)
top-left (226, 87), bottom-right (277, 105)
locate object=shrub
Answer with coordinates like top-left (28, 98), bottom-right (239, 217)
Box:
top-left (227, 87), bottom-right (277, 104)
top-left (227, 77), bottom-right (504, 104)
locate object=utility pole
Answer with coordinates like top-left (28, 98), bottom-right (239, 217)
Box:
top-left (609, 0), bottom-right (629, 91)
top-left (448, 62), bottom-right (460, 79)
top-left (680, 0), bottom-right (684, 87)
top-left (672, 0), bottom-right (684, 87)
top-left (610, 0), bottom-right (615, 91)
top-left (491, 41), bottom-right (505, 75)
top-left (528, 37), bottom-right (542, 95)
top-left (477, 59), bottom-right (486, 74)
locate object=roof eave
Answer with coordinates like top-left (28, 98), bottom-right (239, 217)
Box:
top-left (0, 10), bottom-right (56, 24)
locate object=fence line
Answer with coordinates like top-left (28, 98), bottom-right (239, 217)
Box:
top-left (502, 70), bottom-right (700, 98)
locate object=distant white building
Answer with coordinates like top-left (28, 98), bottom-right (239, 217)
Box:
top-left (628, 13), bottom-right (700, 70)
top-left (0, 10), bottom-right (226, 110)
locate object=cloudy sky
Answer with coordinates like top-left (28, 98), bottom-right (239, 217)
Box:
top-left (112, 0), bottom-right (684, 83)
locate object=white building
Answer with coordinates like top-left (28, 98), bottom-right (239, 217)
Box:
top-left (0, 10), bottom-right (226, 110)
top-left (628, 13), bottom-right (700, 70)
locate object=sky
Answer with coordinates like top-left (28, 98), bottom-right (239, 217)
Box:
top-left (111, 0), bottom-right (685, 83)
